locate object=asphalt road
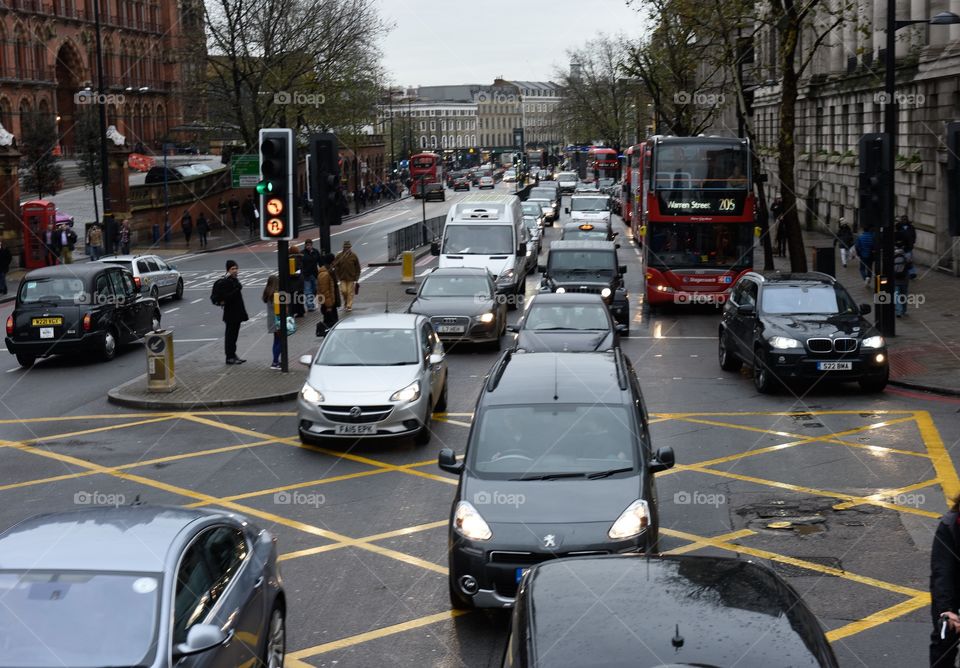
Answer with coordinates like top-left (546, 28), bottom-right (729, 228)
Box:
top-left (1, 180), bottom-right (958, 667)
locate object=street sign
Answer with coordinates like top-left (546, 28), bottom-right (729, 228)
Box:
top-left (231, 154), bottom-right (260, 188)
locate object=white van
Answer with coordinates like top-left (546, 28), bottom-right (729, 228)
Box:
top-left (431, 193), bottom-right (529, 307)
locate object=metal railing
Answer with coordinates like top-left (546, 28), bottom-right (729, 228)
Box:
top-left (387, 214), bottom-right (445, 261)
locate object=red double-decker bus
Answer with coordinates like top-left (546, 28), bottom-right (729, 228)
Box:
top-left (587, 147), bottom-right (619, 181)
top-left (620, 144), bottom-right (639, 228)
top-left (409, 152), bottom-right (443, 197)
top-left (638, 136), bottom-right (755, 307)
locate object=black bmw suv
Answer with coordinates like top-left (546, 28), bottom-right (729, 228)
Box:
top-left (437, 350), bottom-right (675, 609)
top-left (718, 272), bottom-right (889, 393)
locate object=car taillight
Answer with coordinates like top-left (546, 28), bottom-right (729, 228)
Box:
top-left (134, 276), bottom-right (141, 289)
top-left (5, 315), bottom-right (12, 335)
top-left (82, 313), bottom-right (92, 332)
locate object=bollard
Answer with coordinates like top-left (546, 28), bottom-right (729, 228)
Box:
top-left (145, 330), bottom-right (175, 392)
top-left (401, 250), bottom-right (415, 283)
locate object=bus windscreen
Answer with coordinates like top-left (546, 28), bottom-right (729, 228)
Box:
top-left (646, 222), bottom-right (754, 270)
top-left (653, 144), bottom-right (748, 191)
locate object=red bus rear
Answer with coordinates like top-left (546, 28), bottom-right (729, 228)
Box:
top-left (638, 136), bottom-right (755, 307)
top-left (410, 152), bottom-right (443, 197)
top-left (587, 147), bottom-right (619, 182)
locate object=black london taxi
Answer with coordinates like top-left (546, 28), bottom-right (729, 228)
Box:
top-left (503, 554), bottom-right (839, 668)
top-left (5, 264), bottom-right (161, 367)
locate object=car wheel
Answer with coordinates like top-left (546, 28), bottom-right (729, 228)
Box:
top-left (150, 285), bottom-right (159, 301)
top-left (859, 372), bottom-right (888, 393)
top-left (449, 572), bottom-right (474, 610)
top-left (718, 331), bottom-right (742, 372)
top-left (260, 604), bottom-right (285, 668)
top-left (15, 353), bottom-right (35, 368)
top-left (414, 403), bottom-right (432, 445)
top-left (753, 347), bottom-right (776, 394)
top-left (435, 380), bottom-right (448, 412)
top-left (174, 279), bottom-right (184, 300)
top-left (102, 328), bottom-right (118, 362)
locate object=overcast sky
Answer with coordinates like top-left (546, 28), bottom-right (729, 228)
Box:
top-left (375, 0), bottom-right (649, 87)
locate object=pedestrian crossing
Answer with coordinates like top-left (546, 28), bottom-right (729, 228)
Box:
top-left (180, 264), bottom-right (384, 291)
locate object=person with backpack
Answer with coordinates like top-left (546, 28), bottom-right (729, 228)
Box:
top-left (262, 274), bottom-right (282, 370)
top-left (896, 215), bottom-right (919, 278)
top-left (854, 227), bottom-right (875, 286)
top-left (181, 210), bottom-right (193, 248)
top-left (834, 217), bottom-right (854, 268)
top-left (930, 493), bottom-right (960, 666)
top-left (300, 239), bottom-right (322, 312)
top-left (196, 212), bottom-right (209, 249)
top-left (893, 241), bottom-right (913, 318)
top-left (212, 260), bottom-right (248, 364)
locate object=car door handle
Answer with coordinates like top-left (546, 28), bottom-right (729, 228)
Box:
top-left (253, 576), bottom-right (264, 589)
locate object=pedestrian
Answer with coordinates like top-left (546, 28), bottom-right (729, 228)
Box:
top-left (333, 239), bottom-right (361, 312)
top-left (59, 224), bottom-right (77, 264)
top-left (854, 227), bottom-right (875, 287)
top-left (318, 253), bottom-right (338, 328)
top-left (241, 194), bottom-right (256, 235)
top-left (893, 242), bottom-right (913, 318)
top-left (196, 212), bottom-right (209, 249)
top-left (217, 199), bottom-right (228, 229)
top-left (229, 196), bottom-right (240, 229)
top-left (771, 197), bottom-right (786, 257)
top-left (86, 223), bottom-right (103, 261)
top-left (262, 274), bottom-right (282, 370)
top-left (216, 260), bottom-right (248, 364)
top-left (119, 219), bottom-right (131, 255)
top-left (43, 227), bottom-right (57, 265)
top-left (0, 238), bottom-right (11, 295)
top-left (835, 217), bottom-right (854, 268)
top-left (896, 215), bottom-right (919, 277)
top-left (300, 239), bottom-right (322, 312)
top-left (930, 492), bottom-right (960, 667)
top-left (181, 210), bottom-right (193, 247)
top-left (289, 243), bottom-right (306, 318)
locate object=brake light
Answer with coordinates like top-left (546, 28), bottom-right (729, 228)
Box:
top-left (5, 315), bottom-right (12, 335)
top-left (82, 313), bottom-right (92, 332)
top-left (133, 276), bottom-right (141, 289)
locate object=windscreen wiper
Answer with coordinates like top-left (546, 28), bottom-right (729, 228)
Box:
top-left (511, 472), bottom-right (587, 481)
top-left (586, 467), bottom-right (633, 479)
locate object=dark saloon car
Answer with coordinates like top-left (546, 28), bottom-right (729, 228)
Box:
top-left (538, 240), bottom-right (629, 334)
top-left (718, 271), bottom-right (889, 393)
top-left (438, 350), bottom-right (675, 609)
top-left (423, 182), bottom-right (446, 202)
top-left (453, 174), bottom-right (471, 191)
top-left (0, 505), bottom-right (285, 668)
top-left (406, 267), bottom-right (506, 349)
top-left (508, 293), bottom-right (625, 352)
top-left (5, 263), bottom-right (161, 367)
top-left (503, 554), bottom-right (839, 668)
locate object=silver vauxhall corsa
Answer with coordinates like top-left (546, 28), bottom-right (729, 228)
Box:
top-left (298, 313), bottom-right (449, 446)
top-left (0, 504), bottom-right (285, 668)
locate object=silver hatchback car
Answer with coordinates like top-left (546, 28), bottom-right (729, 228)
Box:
top-left (100, 254), bottom-right (184, 301)
top-left (298, 313), bottom-right (448, 445)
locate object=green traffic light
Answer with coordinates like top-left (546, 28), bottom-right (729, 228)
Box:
top-left (256, 181), bottom-right (275, 195)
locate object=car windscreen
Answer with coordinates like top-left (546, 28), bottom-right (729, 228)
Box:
top-left (558, 173), bottom-right (577, 182)
top-left (0, 570), bottom-right (160, 668)
top-left (647, 222), bottom-right (753, 270)
top-left (571, 198), bottom-right (608, 211)
top-left (316, 328), bottom-right (419, 365)
top-left (421, 275), bottom-right (492, 298)
top-left (563, 229), bottom-right (608, 241)
top-left (529, 189), bottom-right (555, 200)
top-left (523, 304), bottom-right (609, 331)
top-left (442, 225), bottom-right (514, 255)
top-left (19, 277), bottom-right (88, 304)
top-left (549, 251), bottom-right (614, 275)
top-left (760, 285), bottom-right (858, 315)
top-left (470, 404), bottom-right (636, 477)
top-left (522, 203), bottom-right (542, 216)
top-left (522, 217), bottom-right (540, 231)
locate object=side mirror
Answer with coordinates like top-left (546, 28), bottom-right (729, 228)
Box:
top-left (615, 243), bottom-right (621, 249)
top-left (438, 448), bottom-right (464, 474)
top-left (298, 354), bottom-right (313, 366)
top-left (859, 303), bottom-right (871, 315)
top-left (537, 264), bottom-right (547, 273)
top-left (173, 624), bottom-right (229, 659)
top-left (650, 446), bottom-right (675, 474)
top-left (430, 241), bottom-right (440, 256)
top-left (737, 303), bottom-right (756, 315)
top-left (428, 352), bottom-right (445, 366)
top-left (405, 287), bottom-right (417, 295)
top-left (619, 265), bottom-right (627, 274)
top-left (506, 324), bottom-right (519, 333)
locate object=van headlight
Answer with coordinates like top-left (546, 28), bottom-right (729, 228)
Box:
top-left (862, 335), bottom-right (885, 349)
top-left (454, 501), bottom-right (492, 541)
top-left (390, 380), bottom-right (421, 403)
top-left (608, 499), bottom-right (650, 540)
top-left (300, 383), bottom-right (323, 403)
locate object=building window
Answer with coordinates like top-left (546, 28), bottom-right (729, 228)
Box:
top-left (442, 135), bottom-right (447, 148)
top-left (420, 121), bottom-right (426, 131)
top-left (457, 120), bottom-right (461, 130)
top-left (420, 136), bottom-right (427, 149)
top-left (430, 120), bottom-right (435, 131)
top-left (431, 135), bottom-right (437, 148)
top-left (471, 134), bottom-right (476, 146)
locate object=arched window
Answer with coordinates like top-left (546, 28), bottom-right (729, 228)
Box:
top-left (430, 135), bottom-right (436, 148)
top-left (419, 136), bottom-right (426, 149)
top-left (441, 135), bottom-right (447, 148)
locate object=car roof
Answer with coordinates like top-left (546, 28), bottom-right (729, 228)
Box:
top-left (0, 505), bottom-right (237, 572)
top-left (485, 352), bottom-right (626, 405)
top-left (745, 271), bottom-right (836, 286)
top-left (548, 240), bottom-right (617, 251)
top-left (334, 313), bottom-right (422, 329)
top-left (23, 263), bottom-right (114, 280)
top-left (427, 267), bottom-right (491, 277)
top-left (99, 255), bottom-right (157, 262)
top-left (526, 292), bottom-right (606, 306)
top-left (524, 555), bottom-right (835, 667)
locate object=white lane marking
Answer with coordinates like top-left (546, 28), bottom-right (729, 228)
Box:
top-left (5, 367), bottom-right (19, 373)
top-left (190, 298), bottom-right (204, 304)
top-left (174, 338), bottom-right (218, 343)
top-left (631, 336), bottom-right (716, 340)
top-left (372, 211), bottom-right (406, 224)
top-left (359, 266), bottom-right (384, 281)
top-left (164, 308), bottom-right (180, 314)
top-left (416, 254), bottom-right (434, 267)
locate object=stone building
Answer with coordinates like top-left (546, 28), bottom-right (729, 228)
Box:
top-left (512, 80), bottom-right (564, 151)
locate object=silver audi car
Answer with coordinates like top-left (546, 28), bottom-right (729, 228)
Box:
top-left (298, 313), bottom-right (449, 445)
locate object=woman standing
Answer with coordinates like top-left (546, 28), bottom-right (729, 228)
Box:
top-left (931, 493), bottom-right (960, 666)
top-left (262, 274), bottom-right (282, 370)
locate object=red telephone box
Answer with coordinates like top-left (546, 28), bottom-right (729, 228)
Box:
top-left (21, 200), bottom-right (56, 269)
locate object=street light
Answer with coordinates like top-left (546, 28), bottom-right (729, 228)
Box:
top-left (878, 7), bottom-right (960, 336)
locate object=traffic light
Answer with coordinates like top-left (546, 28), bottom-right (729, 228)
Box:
top-left (948, 122), bottom-right (960, 236)
top-left (258, 128), bottom-right (294, 241)
top-left (858, 133), bottom-right (889, 227)
top-left (309, 133), bottom-right (344, 227)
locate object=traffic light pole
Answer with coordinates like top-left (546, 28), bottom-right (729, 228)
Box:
top-left (879, 0), bottom-right (897, 337)
top-left (278, 239), bottom-right (290, 372)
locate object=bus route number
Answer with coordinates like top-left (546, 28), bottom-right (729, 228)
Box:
top-left (718, 198), bottom-right (735, 212)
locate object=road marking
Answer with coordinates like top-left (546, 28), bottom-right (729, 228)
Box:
top-left (164, 308), bottom-right (180, 314)
top-left (914, 410), bottom-right (960, 503)
top-left (832, 478), bottom-right (939, 510)
top-left (190, 298), bottom-right (203, 304)
top-left (279, 519), bottom-right (448, 562)
top-left (826, 594), bottom-right (929, 642)
top-left (416, 254), bottom-right (434, 267)
top-left (359, 266), bottom-right (384, 281)
top-left (372, 211), bottom-right (406, 224)
top-left (661, 528), bottom-right (756, 556)
top-left (174, 338), bottom-right (218, 343)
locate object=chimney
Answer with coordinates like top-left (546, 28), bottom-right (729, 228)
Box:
top-left (569, 60), bottom-right (582, 81)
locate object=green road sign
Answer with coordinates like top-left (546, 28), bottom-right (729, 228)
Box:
top-left (231, 154), bottom-right (260, 188)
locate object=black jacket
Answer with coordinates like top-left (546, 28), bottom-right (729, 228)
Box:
top-left (896, 223), bottom-right (917, 251)
top-left (0, 245), bottom-right (10, 272)
top-left (931, 511), bottom-right (960, 619)
top-left (301, 248), bottom-right (322, 278)
top-left (220, 276), bottom-right (249, 324)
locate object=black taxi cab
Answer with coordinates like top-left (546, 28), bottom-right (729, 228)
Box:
top-left (5, 264), bottom-right (161, 367)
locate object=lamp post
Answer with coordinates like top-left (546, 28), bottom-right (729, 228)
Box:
top-left (878, 8), bottom-right (960, 336)
top-left (93, 0), bottom-right (113, 252)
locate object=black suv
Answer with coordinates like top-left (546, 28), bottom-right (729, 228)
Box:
top-left (437, 350), bottom-right (675, 609)
top-left (538, 240), bottom-right (629, 334)
top-left (718, 272), bottom-right (889, 393)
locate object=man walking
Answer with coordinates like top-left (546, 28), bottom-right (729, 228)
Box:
top-left (181, 210), bottom-right (193, 248)
top-left (0, 238), bottom-right (11, 295)
top-left (196, 212), bottom-right (209, 249)
top-left (300, 239), bottom-right (322, 312)
top-left (59, 224), bottom-right (77, 264)
top-left (318, 255), bottom-right (338, 328)
top-left (854, 226), bottom-right (875, 286)
top-left (333, 239), bottom-right (361, 311)
top-left (895, 215), bottom-right (918, 278)
top-left (835, 217), bottom-right (854, 268)
top-left (241, 195), bottom-right (256, 235)
top-left (217, 199), bottom-right (228, 229)
top-left (119, 219), bottom-right (131, 255)
top-left (229, 196), bottom-right (240, 229)
top-left (86, 223), bottom-right (103, 261)
top-left (217, 260), bottom-right (248, 364)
